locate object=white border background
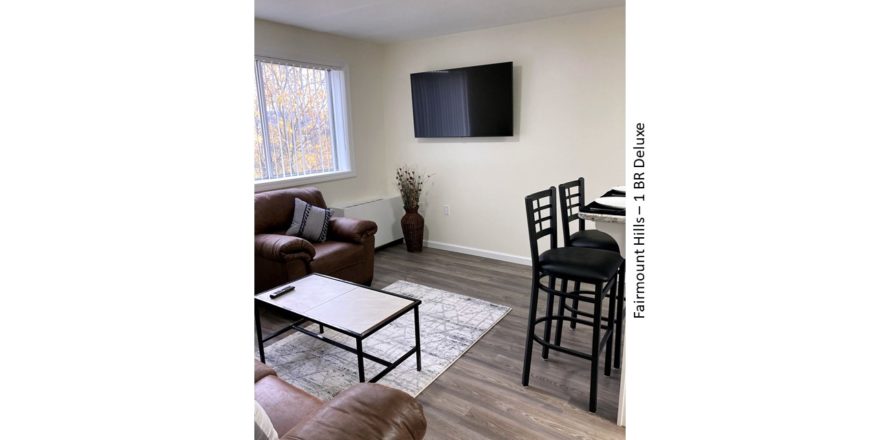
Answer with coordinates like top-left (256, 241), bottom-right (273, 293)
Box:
top-left (1, 0), bottom-right (254, 437)
top-left (627, 0), bottom-right (880, 438)
top-left (1, 0), bottom-right (879, 438)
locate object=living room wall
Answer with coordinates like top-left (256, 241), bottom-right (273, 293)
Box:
top-left (254, 19), bottom-right (388, 206)
top-left (381, 7), bottom-right (625, 261)
top-left (256, 8), bottom-right (623, 262)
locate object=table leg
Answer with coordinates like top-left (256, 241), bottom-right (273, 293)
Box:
top-left (255, 305), bottom-right (265, 363)
top-left (615, 260), bottom-right (626, 368)
top-left (356, 337), bottom-right (365, 382)
top-left (414, 306), bottom-right (422, 371)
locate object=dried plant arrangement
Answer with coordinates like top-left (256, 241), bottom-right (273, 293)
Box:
top-left (395, 165), bottom-right (431, 210)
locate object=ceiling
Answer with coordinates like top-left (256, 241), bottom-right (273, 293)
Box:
top-left (255, 0), bottom-right (624, 43)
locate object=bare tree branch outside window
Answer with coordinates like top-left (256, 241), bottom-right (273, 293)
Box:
top-left (254, 60), bottom-right (339, 182)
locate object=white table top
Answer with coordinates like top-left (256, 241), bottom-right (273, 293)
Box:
top-left (579, 186), bottom-right (625, 223)
top-left (578, 211), bottom-right (625, 223)
top-left (255, 274), bottom-right (417, 335)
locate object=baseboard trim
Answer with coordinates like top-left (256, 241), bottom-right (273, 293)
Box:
top-left (375, 238), bottom-right (404, 251)
top-left (424, 240), bottom-right (531, 266)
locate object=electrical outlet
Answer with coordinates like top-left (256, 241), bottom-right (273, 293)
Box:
top-left (443, 205), bottom-right (450, 216)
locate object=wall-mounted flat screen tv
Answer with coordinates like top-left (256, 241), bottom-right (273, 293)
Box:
top-left (410, 61), bottom-right (513, 138)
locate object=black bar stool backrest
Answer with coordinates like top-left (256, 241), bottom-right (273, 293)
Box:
top-left (524, 187), bottom-right (558, 267)
top-left (558, 177), bottom-right (586, 247)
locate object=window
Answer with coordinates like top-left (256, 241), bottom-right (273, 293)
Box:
top-left (254, 57), bottom-right (352, 189)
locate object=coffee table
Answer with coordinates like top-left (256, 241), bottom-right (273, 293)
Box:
top-left (255, 274), bottom-right (422, 383)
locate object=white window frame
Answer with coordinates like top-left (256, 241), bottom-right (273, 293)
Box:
top-left (254, 56), bottom-right (356, 192)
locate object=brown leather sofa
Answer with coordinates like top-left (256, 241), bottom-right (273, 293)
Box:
top-left (255, 360), bottom-right (427, 440)
top-left (255, 187), bottom-right (378, 293)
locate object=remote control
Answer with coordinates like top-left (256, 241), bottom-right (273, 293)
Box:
top-left (269, 285), bottom-right (296, 299)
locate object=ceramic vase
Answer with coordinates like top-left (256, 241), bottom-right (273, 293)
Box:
top-left (401, 206), bottom-right (424, 252)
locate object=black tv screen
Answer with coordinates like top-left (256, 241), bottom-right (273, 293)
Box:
top-left (410, 62), bottom-right (513, 138)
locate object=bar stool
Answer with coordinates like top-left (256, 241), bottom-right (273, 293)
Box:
top-left (521, 187), bottom-right (625, 412)
top-left (559, 178), bottom-right (620, 253)
top-left (559, 178), bottom-right (625, 368)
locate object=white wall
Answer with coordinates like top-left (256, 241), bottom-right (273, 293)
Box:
top-left (382, 7), bottom-right (625, 260)
top-left (255, 19), bottom-right (389, 206)
top-left (255, 7), bottom-right (624, 261)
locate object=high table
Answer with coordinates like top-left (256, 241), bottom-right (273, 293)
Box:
top-left (578, 188), bottom-right (625, 251)
top-left (578, 211), bottom-right (624, 252)
top-left (578, 191), bottom-right (626, 427)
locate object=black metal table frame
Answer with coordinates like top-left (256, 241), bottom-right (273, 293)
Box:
top-left (255, 275), bottom-right (422, 383)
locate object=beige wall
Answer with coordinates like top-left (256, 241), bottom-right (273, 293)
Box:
top-left (256, 6), bottom-right (624, 260)
top-left (255, 19), bottom-right (388, 206)
top-left (382, 7), bottom-right (625, 259)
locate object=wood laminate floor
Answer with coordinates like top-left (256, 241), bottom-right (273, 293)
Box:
top-left (373, 244), bottom-right (624, 440)
top-left (259, 244), bottom-right (625, 440)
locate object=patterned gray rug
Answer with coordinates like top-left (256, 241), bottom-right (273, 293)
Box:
top-left (259, 280), bottom-right (511, 399)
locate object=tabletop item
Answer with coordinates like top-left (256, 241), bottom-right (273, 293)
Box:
top-left (594, 197), bottom-right (626, 210)
top-left (269, 284), bottom-right (296, 299)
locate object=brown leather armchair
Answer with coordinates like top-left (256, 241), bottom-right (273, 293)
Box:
top-left (255, 360), bottom-right (427, 440)
top-left (255, 187), bottom-right (378, 293)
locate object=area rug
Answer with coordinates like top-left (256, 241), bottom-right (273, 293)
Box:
top-left (259, 280), bottom-right (511, 399)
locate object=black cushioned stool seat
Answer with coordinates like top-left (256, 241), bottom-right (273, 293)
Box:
top-left (569, 230), bottom-right (620, 253)
top-left (539, 247), bottom-right (623, 282)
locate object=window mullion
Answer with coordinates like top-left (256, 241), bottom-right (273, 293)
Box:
top-left (306, 67), bottom-right (316, 174)
top-left (325, 69), bottom-right (337, 172)
top-left (317, 69), bottom-right (327, 173)
top-left (293, 65), bottom-right (304, 176)
top-left (254, 61), bottom-right (274, 179)
top-left (307, 67), bottom-right (317, 174)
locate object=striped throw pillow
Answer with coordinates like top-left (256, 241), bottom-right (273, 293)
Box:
top-left (286, 198), bottom-right (332, 242)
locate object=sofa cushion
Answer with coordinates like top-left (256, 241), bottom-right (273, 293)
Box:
top-left (310, 241), bottom-right (364, 275)
top-left (286, 198), bottom-right (332, 242)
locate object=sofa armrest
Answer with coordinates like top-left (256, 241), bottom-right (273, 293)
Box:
top-left (327, 217), bottom-right (378, 244)
top-left (254, 360), bottom-right (276, 383)
top-left (255, 234), bottom-right (316, 263)
top-left (282, 383), bottom-right (426, 440)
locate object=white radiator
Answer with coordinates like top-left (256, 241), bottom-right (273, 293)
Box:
top-left (330, 196), bottom-right (404, 247)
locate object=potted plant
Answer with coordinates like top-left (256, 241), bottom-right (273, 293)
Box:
top-left (395, 165), bottom-right (431, 252)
